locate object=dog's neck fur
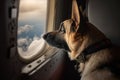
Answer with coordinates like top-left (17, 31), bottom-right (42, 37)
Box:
top-left (69, 22), bottom-right (107, 60)
top-left (70, 21), bottom-right (113, 76)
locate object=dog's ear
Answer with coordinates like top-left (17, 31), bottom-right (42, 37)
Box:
top-left (71, 0), bottom-right (80, 32)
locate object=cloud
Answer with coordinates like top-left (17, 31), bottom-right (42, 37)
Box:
top-left (19, 0), bottom-right (47, 21)
top-left (19, 0), bottom-right (47, 13)
top-left (17, 37), bottom-right (32, 51)
top-left (33, 35), bottom-right (40, 40)
top-left (18, 24), bottom-right (33, 35)
top-left (18, 36), bottom-right (45, 59)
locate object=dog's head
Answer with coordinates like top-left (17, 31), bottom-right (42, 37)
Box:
top-left (43, 0), bottom-right (86, 54)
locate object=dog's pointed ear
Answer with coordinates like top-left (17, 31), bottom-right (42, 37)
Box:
top-left (71, 0), bottom-right (80, 27)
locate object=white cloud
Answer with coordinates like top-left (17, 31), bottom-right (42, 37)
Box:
top-left (18, 37), bottom-right (45, 59)
top-left (19, 0), bottom-right (47, 13)
top-left (17, 37), bottom-right (32, 51)
top-left (19, 0), bottom-right (47, 21)
top-left (33, 35), bottom-right (40, 40)
top-left (18, 24), bottom-right (33, 35)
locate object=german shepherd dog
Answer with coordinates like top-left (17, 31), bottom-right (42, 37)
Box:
top-left (43, 0), bottom-right (120, 80)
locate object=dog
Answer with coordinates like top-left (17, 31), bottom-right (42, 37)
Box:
top-left (43, 0), bottom-right (120, 80)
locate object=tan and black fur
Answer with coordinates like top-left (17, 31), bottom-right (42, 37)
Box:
top-left (43, 0), bottom-right (120, 80)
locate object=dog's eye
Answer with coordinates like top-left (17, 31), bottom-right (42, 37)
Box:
top-left (59, 23), bottom-right (66, 33)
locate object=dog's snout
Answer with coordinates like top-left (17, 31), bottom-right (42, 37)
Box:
top-left (43, 33), bottom-right (53, 39)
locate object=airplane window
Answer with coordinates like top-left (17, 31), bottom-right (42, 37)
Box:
top-left (17, 0), bottom-right (47, 60)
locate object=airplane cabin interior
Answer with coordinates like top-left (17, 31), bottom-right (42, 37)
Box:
top-left (0, 0), bottom-right (120, 80)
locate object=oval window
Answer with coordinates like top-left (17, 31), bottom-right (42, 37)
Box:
top-left (17, 0), bottom-right (47, 60)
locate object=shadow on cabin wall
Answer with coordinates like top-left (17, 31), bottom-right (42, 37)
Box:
top-left (88, 0), bottom-right (120, 45)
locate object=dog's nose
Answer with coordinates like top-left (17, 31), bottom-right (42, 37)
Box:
top-left (43, 33), bottom-right (48, 39)
top-left (43, 33), bottom-right (53, 39)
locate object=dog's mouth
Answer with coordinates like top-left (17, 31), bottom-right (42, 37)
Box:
top-left (43, 33), bottom-right (70, 51)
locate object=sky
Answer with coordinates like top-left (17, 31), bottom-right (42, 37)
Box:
top-left (19, 0), bottom-right (47, 23)
top-left (17, 0), bottom-right (47, 58)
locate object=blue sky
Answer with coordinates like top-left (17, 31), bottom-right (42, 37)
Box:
top-left (17, 0), bottom-right (47, 56)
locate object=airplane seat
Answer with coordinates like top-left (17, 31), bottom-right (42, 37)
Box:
top-left (49, 53), bottom-right (81, 80)
top-left (88, 0), bottom-right (120, 45)
top-left (60, 54), bottom-right (81, 80)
